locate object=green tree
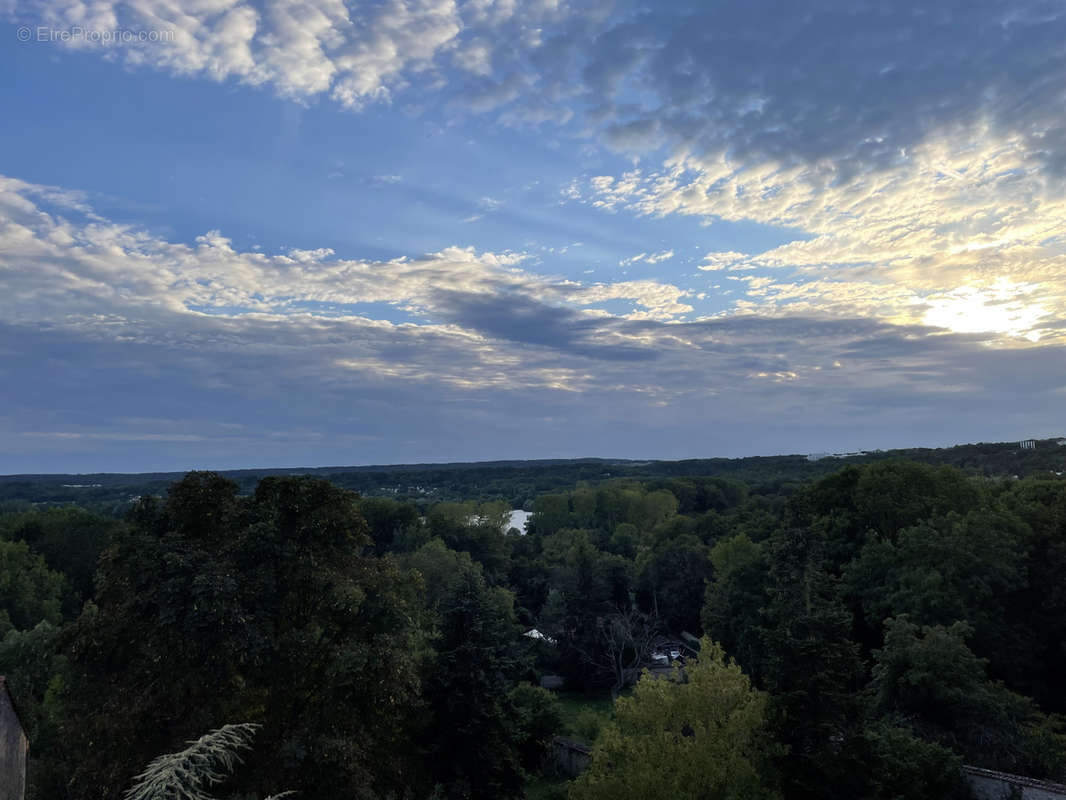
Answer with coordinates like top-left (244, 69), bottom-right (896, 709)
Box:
top-left (850, 721), bottom-right (970, 800)
top-left (426, 501), bottom-right (512, 582)
top-left (405, 537), bottom-right (480, 610)
top-left (843, 507), bottom-right (1028, 677)
top-left (702, 533), bottom-right (768, 674)
top-left (540, 540), bottom-right (633, 689)
top-left (359, 496), bottom-right (422, 553)
top-left (0, 538), bottom-right (66, 634)
top-left (631, 490), bottom-right (678, 533)
top-left (637, 534), bottom-right (711, 634)
top-left (508, 683), bottom-right (564, 773)
top-left (422, 570), bottom-right (527, 799)
top-left (760, 526), bottom-right (865, 798)
top-left (999, 478), bottom-right (1066, 711)
top-left (570, 638), bottom-right (783, 800)
top-left (529, 494), bottom-right (571, 537)
top-left (50, 472), bottom-right (428, 800)
top-left (872, 616), bottom-right (1066, 779)
top-left (0, 506), bottom-right (121, 607)
top-left (0, 619), bottom-right (67, 799)
top-left (124, 723), bottom-right (292, 800)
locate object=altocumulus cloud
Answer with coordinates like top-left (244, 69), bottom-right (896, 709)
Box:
top-left (8, 0), bottom-right (566, 108)
top-left (1, 174), bottom-right (1065, 470)
top-left (4, 0), bottom-right (1066, 469)
top-left (558, 1), bottom-right (1066, 346)
top-left (12, 1), bottom-right (1065, 342)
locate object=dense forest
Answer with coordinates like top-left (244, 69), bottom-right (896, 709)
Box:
top-left (2, 444), bottom-right (1066, 798)
top-left (3, 436), bottom-right (1065, 512)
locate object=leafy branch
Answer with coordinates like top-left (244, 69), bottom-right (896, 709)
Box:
top-left (124, 723), bottom-right (294, 800)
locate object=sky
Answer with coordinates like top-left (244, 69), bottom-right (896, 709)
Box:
top-left (1, 0), bottom-right (1065, 473)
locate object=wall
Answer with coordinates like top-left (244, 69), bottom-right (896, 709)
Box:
top-left (964, 766), bottom-right (1066, 800)
top-left (548, 737), bottom-right (591, 779)
top-left (0, 682), bottom-right (27, 800)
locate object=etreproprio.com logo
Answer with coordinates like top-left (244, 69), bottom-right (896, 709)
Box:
top-left (17, 25), bottom-right (175, 44)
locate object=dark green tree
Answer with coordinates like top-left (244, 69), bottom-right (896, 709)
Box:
top-left (760, 526), bottom-right (866, 799)
top-left (359, 496), bottom-right (422, 553)
top-left (0, 506), bottom-right (121, 610)
top-left (422, 569), bottom-right (528, 799)
top-left (0, 538), bottom-right (66, 635)
top-left (637, 534), bottom-right (711, 634)
top-left (47, 472), bottom-right (428, 800)
top-left (701, 533), bottom-right (769, 675)
top-left (872, 616), bottom-right (1066, 779)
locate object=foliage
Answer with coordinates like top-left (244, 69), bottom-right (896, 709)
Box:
top-left (509, 683), bottom-right (565, 772)
top-left (636, 533), bottom-right (711, 634)
top-left (758, 525), bottom-right (866, 797)
top-left (702, 533), bottom-right (767, 674)
top-left (573, 609), bottom-right (661, 697)
top-left (570, 638), bottom-right (783, 800)
top-left (872, 616), bottom-right (1066, 779)
top-left (552, 692), bottom-right (614, 744)
top-left (421, 569), bottom-right (528, 799)
top-left (852, 720), bottom-right (970, 800)
top-left (8, 453), bottom-right (1066, 798)
top-left (0, 506), bottom-right (121, 607)
top-left (0, 538), bottom-right (66, 635)
top-left (45, 473), bottom-right (428, 800)
top-left (124, 723), bottom-right (293, 800)
top-left (0, 621), bottom-right (62, 740)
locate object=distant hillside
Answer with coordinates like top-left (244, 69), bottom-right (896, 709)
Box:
top-left (2, 437), bottom-right (1063, 511)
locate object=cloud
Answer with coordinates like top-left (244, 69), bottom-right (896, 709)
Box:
top-left (0, 174), bottom-right (693, 358)
top-left (620, 249), bottom-right (673, 267)
top-left (7, 2), bottom-right (1066, 469)
top-left (3, 173), bottom-right (1065, 471)
top-left (552, 1), bottom-right (1066, 177)
top-left (10, 0), bottom-right (545, 109)
top-left (699, 251), bottom-right (748, 271)
top-left (582, 129), bottom-right (1066, 344)
top-left (12, 0), bottom-right (1066, 187)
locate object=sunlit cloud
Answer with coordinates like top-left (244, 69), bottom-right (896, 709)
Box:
top-left (620, 249), bottom-right (674, 267)
top-left (0, 174), bottom-right (696, 359)
top-left (582, 131), bottom-right (1066, 346)
top-left (8, 0), bottom-right (568, 109)
top-left (5, 0), bottom-right (1066, 469)
top-left (919, 282), bottom-right (1051, 342)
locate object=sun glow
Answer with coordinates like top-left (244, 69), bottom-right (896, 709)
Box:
top-left (920, 281), bottom-right (1048, 342)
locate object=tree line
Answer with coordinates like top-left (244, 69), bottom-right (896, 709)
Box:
top-left (3, 435), bottom-right (1064, 510)
top-left (1, 460), bottom-right (1065, 798)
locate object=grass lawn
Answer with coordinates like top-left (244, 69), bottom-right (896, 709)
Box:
top-left (553, 690), bottom-right (616, 743)
top-left (524, 774), bottom-right (571, 800)
top-left (524, 690), bottom-right (618, 798)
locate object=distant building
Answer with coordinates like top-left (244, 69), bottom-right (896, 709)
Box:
top-left (807, 451), bottom-right (868, 461)
top-left (1056, 439), bottom-right (1066, 447)
top-left (1020, 440), bottom-right (1037, 450)
top-left (507, 509), bottom-right (531, 534)
top-left (0, 677), bottom-right (28, 800)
